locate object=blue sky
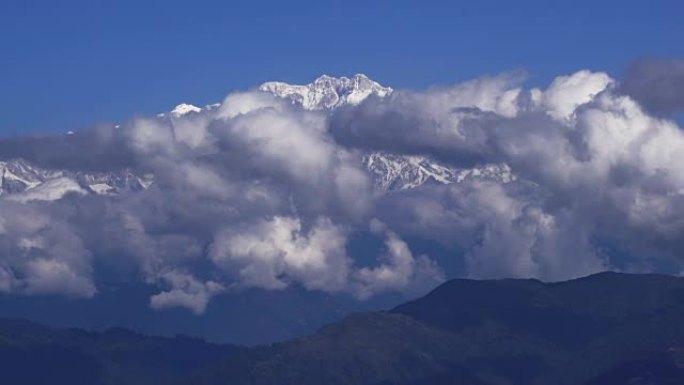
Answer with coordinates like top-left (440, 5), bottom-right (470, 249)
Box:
top-left (0, 0), bottom-right (681, 133)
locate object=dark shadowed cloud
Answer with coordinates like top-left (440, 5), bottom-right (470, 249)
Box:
top-left (621, 58), bottom-right (684, 116)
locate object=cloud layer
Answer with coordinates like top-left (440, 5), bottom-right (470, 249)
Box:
top-left (1, 65), bottom-right (683, 313)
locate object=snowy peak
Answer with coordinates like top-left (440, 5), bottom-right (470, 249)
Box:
top-left (259, 75), bottom-right (514, 191)
top-left (44, 75), bottom-right (512, 198)
top-left (259, 73), bottom-right (393, 110)
top-left (0, 159), bottom-right (153, 202)
top-left (157, 75), bottom-right (391, 116)
top-left (0, 159), bottom-right (61, 194)
top-left (158, 103), bottom-right (220, 119)
top-left (364, 152), bottom-right (516, 191)
top-left (170, 103), bottom-right (201, 117)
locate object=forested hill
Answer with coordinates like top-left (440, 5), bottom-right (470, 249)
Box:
top-left (3, 272), bottom-right (684, 385)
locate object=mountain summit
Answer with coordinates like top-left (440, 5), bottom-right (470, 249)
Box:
top-left (259, 73), bottom-right (393, 110)
top-left (0, 75), bottom-right (513, 202)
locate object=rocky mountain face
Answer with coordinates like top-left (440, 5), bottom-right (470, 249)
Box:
top-left (363, 152), bottom-right (515, 191)
top-left (0, 159), bottom-right (152, 202)
top-left (259, 73), bottom-right (393, 110)
top-left (0, 75), bottom-right (513, 201)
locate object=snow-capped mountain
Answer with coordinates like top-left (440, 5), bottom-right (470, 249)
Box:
top-left (0, 74), bottom-right (514, 203)
top-left (0, 159), bottom-right (153, 202)
top-left (259, 74), bottom-right (515, 191)
top-left (168, 103), bottom-right (201, 117)
top-left (259, 74), bottom-right (393, 110)
top-left (157, 103), bottom-right (220, 119)
top-left (160, 74), bottom-right (393, 116)
top-left (364, 153), bottom-right (515, 191)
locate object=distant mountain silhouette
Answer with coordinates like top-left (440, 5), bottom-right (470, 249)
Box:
top-left (0, 283), bottom-right (392, 345)
top-left (2, 272), bottom-right (684, 384)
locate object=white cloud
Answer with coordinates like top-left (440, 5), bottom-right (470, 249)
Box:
top-left (354, 228), bottom-right (444, 299)
top-left (218, 91), bottom-right (283, 119)
top-left (541, 70), bottom-right (613, 120)
top-left (150, 270), bottom-right (224, 315)
top-left (1, 68), bottom-right (683, 313)
top-left (0, 202), bottom-right (95, 297)
top-left (209, 216), bottom-right (352, 291)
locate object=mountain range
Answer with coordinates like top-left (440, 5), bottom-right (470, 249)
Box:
top-left (0, 74), bottom-right (513, 201)
top-left (2, 272), bottom-right (683, 385)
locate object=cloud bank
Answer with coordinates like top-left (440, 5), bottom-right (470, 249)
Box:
top-left (0, 65), bottom-right (683, 313)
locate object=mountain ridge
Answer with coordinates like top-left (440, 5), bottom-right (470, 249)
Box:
top-left (0, 74), bottom-right (513, 200)
top-left (1, 272), bottom-right (684, 384)
top-left (0, 158), bottom-right (152, 201)
top-left (259, 73), bottom-right (393, 110)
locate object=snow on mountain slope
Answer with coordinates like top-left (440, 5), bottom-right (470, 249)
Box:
top-left (157, 103), bottom-right (220, 119)
top-left (364, 153), bottom-right (515, 191)
top-left (158, 74), bottom-right (391, 116)
top-left (150, 74), bottom-right (515, 192)
top-left (0, 74), bottom-right (513, 202)
top-left (258, 74), bottom-right (515, 191)
top-left (0, 160), bottom-right (60, 194)
top-left (6, 177), bottom-right (87, 203)
top-left (74, 170), bottom-right (154, 195)
top-left (259, 74), bottom-right (393, 110)
top-left (169, 103), bottom-right (202, 117)
top-left (0, 159), bottom-right (153, 202)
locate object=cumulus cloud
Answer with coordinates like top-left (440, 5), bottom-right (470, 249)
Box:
top-left (332, 68), bottom-right (684, 280)
top-left (0, 86), bottom-right (422, 312)
top-left (537, 70), bottom-right (613, 120)
top-left (209, 216), bottom-right (442, 299)
top-left (354, 220), bottom-right (444, 299)
top-left (1, 66), bottom-right (683, 313)
top-left (150, 270), bottom-right (224, 315)
top-left (0, 201), bottom-right (95, 298)
top-left (209, 216), bottom-right (352, 291)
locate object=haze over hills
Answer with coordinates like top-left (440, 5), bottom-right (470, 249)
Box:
top-left (2, 272), bottom-right (684, 385)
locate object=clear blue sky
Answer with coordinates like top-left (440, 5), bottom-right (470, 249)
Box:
top-left (0, 0), bottom-right (681, 133)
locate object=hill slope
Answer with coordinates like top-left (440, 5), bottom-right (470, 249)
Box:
top-left (2, 272), bottom-right (684, 384)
